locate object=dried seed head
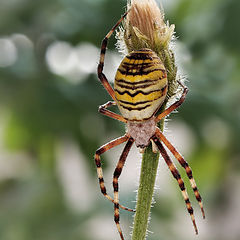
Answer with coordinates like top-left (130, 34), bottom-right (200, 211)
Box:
top-left (121, 0), bottom-right (175, 53)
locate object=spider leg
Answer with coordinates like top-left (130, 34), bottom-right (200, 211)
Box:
top-left (155, 82), bottom-right (188, 123)
top-left (155, 128), bottom-right (205, 218)
top-left (98, 11), bottom-right (128, 100)
top-left (113, 137), bottom-right (134, 240)
top-left (95, 134), bottom-right (134, 212)
top-left (99, 101), bottom-right (127, 123)
top-left (151, 135), bottom-right (198, 234)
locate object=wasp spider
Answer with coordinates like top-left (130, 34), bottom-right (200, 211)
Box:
top-left (95, 11), bottom-right (205, 240)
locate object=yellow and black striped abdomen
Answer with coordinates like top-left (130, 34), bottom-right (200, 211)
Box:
top-left (114, 48), bottom-right (168, 121)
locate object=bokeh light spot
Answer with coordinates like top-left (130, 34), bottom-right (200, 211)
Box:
top-left (0, 38), bottom-right (18, 67)
top-left (76, 42), bottom-right (99, 74)
top-left (46, 41), bottom-right (76, 75)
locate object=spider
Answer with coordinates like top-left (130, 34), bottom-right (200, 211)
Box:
top-left (95, 11), bottom-right (205, 240)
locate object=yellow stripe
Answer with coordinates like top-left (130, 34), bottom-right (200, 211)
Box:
top-left (115, 79), bottom-right (167, 93)
top-left (115, 89), bottom-right (164, 103)
top-left (116, 68), bottom-right (165, 82)
top-left (123, 57), bottom-right (159, 65)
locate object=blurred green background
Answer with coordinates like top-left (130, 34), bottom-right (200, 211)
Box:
top-left (0, 0), bottom-right (239, 239)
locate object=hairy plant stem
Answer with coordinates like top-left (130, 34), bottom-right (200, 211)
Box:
top-left (131, 115), bottom-right (165, 240)
top-left (132, 147), bottom-right (159, 240)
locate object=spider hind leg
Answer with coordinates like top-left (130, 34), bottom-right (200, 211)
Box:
top-left (95, 135), bottom-right (135, 212)
top-left (152, 135), bottom-right (199, 234)
top-left (155, 128), bottom-right (205, 218)
top-left (113, 137), bottom-right (134, 240)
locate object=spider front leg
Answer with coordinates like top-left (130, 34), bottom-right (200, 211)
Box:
top-left (156, 81), bottom-right (188, 123)
top-left (95, 134), bottom-right (134, 212)
top-left (97, 12), bottom-right (128, 100)
top-left (113, 137), bottom-right (134, 240)
top-left (155, 128), bottom-right (205, 218)
top-left (99, 101), bottom-right (127, 123)
top-left (151, 135), bottom-right (198, 234)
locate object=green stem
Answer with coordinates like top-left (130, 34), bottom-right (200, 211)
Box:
top-left (131, 145), bottom-right (159, 240)
top-left (131, 118), bottom-right (165, 240)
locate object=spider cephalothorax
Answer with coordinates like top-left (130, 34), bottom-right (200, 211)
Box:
top-left (95, 11), bottom-right (205, 240)
top-left (127, 118), bottom-right (156, 148)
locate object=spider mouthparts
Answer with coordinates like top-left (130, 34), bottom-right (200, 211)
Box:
top-left (139, 148), bottom-right (145, 153)
top-left (139, 147), bottom-right (145, 154)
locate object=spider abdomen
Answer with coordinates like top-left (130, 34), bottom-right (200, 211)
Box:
top-left (114, 48), bottom-right (167, 121)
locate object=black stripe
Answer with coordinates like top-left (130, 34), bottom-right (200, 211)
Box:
top-left (114, 203), bottom-right (119, 209)
top-left (126, 53), bottom-right (159, 61)
top-left (114, 213), bottom-right (119, 222)
top-left (181, 161), bottom-right (189, 168)
top-left (196, 195), bottom-right (202, 201)
top-left (193, 187), bottom-right (198, 192)
top-left (96, 163), bottom-right (101, 168)
top-left (118, 67), bottom-right (165, 76)
top-left (121, 62), bottom-right (156, 70)
top-left (98, 177), bottom-right (104, 183)
top-left (188, 207), bottom-right (194, 215)
top-left (119, 99), bottom-right (152, 106)
top-left (118, 93), bottom-right (164, 106)
top-left (115, 89), bottom-right (161, 97)
top-left (96, 148), bottom-right (105, 155)
top-left (186, 168), bottom-right (193, 179)
top-left (116, 79), bottom-right (161, 85)
top-left (178, 181), bottom-right (185, 191)
top-left (113, 167), bottom-right (122, 178)
top-left (101, 188), bottom-right (106, 195)
top-left (171, 168), bottom-right (181, 180)
top-left (113, 181), bottom-right (118, 191)
top-left (97, 62), bottom-right (103, 74)
top-left (115, 82), bottom-right (156, 90)
top-left (100, 38), bottom-right (108, 53)
top-left (119, 103), bottom-right (152, 111)
top-left (100, 48), bottom-right (106, 55)
top-left (161, 85), bottom-right (168, 94)
top-left (122, 60), bottom-right (155, 66)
